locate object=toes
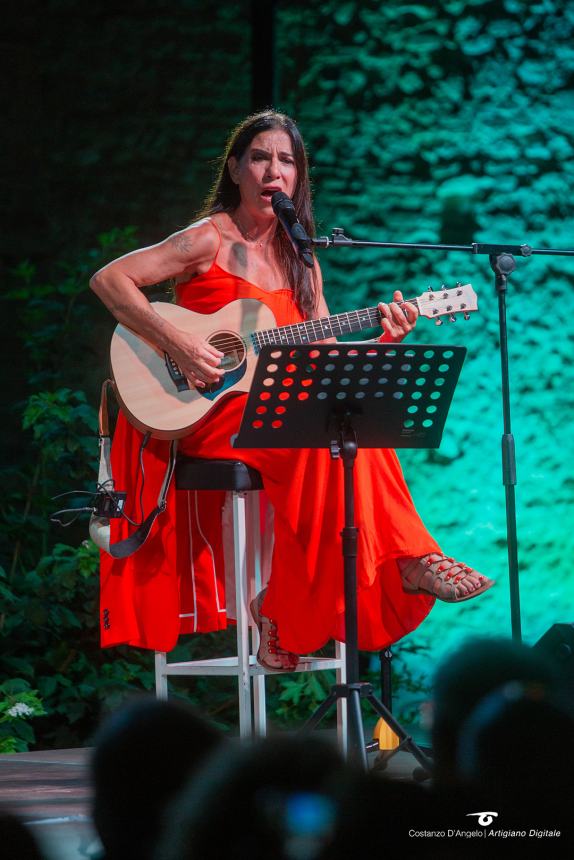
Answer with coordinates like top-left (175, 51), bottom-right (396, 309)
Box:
top-left (455, 574), bottom-right (483, 596)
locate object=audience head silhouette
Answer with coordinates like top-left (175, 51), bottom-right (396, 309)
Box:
top-left (0, 809), bottom-right (45, 860)
top-left (457, 680), bottom-right (574, 812)
top-left (156, 734), bottom-right (354, 860)
top-left (91, 695), bottom-right (222, 860)
top-left (431, 637), bottom-right (557, 787)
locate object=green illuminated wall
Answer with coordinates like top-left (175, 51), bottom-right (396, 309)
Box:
top-left (278, 0), bottom-right (574, 718)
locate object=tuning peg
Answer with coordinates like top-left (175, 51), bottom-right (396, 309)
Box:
top-left (435, 318), bottom-right (443, 326)
top-left (449, 314), bottom-right (456, 322)
top-left (464, 312), bottom-right (470, 321)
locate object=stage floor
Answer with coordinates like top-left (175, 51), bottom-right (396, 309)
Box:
top-left (0, 747), bottom-right (100, 860)
top-left (0, 742), bottom-right (422, 860)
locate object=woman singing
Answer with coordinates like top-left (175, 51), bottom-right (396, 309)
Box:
top-left (90, 110), bottom-right (494, 671)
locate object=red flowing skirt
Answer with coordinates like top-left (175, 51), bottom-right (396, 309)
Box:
top-left (100, 264), bottom-right (438, 653)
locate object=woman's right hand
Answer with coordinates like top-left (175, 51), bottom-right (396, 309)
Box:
top-left (169, 332), bottom-right (225, 389)
top-left (89, 221), bottom-right (223, 389)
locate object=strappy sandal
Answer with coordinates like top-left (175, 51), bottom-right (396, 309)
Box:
top-left (399, 553), bottom-right (495, 603)
top-left (249, 589), bottom-right (300, 672)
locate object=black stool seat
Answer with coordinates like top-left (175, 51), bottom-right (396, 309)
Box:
top-left (175, 457), bottom-right (264, 492)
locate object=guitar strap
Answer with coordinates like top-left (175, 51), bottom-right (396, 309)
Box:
top-left (89, 379), bottom-right (177, 559)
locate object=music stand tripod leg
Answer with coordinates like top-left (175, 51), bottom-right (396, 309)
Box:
top-left (302, 690), bottom-right (340, 732)
top-left (302, 415), bottom-right (432, 774)
top-left (365, 691), bottom-right (433, 774)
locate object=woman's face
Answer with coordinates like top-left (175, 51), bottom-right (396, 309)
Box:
top-left (228, 129), bottom-right (298, 217)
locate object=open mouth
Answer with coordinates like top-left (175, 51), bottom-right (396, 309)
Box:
top-left (261, 187), bottom-right (281, 199)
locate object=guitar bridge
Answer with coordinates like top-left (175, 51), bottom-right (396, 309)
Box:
top-left (164, 352), bottom-right (190, 392)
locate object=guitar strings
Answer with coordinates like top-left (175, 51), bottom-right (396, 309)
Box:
top-left (205, 298), bottom-right (422, 355)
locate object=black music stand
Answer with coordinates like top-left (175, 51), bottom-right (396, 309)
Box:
top-left (234, 342), bottom-right (466, 771)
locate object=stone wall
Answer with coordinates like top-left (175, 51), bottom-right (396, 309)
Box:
top-left (278, 0), bottom-right (574, 715)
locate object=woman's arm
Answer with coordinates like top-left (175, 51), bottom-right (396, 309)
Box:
top-left (90, 220), bottom-right (224, 386)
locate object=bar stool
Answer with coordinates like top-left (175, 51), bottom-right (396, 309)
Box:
top-left (155, 456), bottom-right (347, 740)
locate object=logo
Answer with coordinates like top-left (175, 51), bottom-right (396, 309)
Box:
top-left (467, 812), bottom-right (499, 827)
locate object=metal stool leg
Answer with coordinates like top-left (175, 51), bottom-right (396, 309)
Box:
top-left (247, 491), bottom-right (266, 736)
top-left (233, 490), bottom-right (252, 738)
top-left (155, 651), bottom-right (168, 700)
top-left (335, 640), bottom-right (348, 756)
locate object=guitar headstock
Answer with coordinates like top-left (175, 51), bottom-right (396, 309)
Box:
top-left (416, 283), bottom-right (478, 325)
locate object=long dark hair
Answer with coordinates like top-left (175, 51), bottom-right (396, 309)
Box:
top-left (197, 110), bottom-right (318, 318)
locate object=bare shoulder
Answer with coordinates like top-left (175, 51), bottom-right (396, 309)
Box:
top-left (91, 217), bottom-right (221, 289)
top-left (167, 217), bottom-right (219, 268)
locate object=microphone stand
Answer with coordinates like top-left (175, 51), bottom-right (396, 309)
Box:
top-left (312, 229), bottom-right (574, 644)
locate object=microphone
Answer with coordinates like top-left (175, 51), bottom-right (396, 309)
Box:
top-left (271, 192), bottom-right (315, 269)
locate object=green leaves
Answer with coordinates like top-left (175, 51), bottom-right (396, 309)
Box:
top-left (0, 539), bottom-right (155, 749)
top-left (0, 679), bottom-right (46, 754)
top-left (0, 229), bottom-right (155, 750)
top-left (278, 671), bottom-right (335, 713)
top-left (23, 389), bottom-right (98, 468)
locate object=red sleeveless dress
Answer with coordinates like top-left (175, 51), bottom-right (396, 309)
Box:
top-left (100, 230), bottom-right (440, 654)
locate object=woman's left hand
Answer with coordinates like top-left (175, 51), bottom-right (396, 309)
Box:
top-left (378, 290), bottom-right (419, 342)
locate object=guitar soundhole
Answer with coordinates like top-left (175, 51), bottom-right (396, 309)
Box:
top-left (208, 331), bottom-right (246, 371)
top-left (200, 331), bottom-right (246, 395)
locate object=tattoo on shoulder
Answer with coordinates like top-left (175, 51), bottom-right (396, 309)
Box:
top-left (170, 231), bottom-right (194, 255)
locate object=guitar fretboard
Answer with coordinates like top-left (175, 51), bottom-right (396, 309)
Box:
top-left (251, 301), bottom-right (417, 351)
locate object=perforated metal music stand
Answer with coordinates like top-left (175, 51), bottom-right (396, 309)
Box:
top-left (234, 341), bottom-right (466, 770)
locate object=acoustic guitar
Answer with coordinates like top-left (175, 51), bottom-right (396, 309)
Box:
top-left (109, 283), bottom-right (477, 439)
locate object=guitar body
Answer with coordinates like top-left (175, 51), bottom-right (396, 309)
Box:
top-left (109, 284), bottom-right (478, 439)
top-left (110, 300), bottom-right (277, 439)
